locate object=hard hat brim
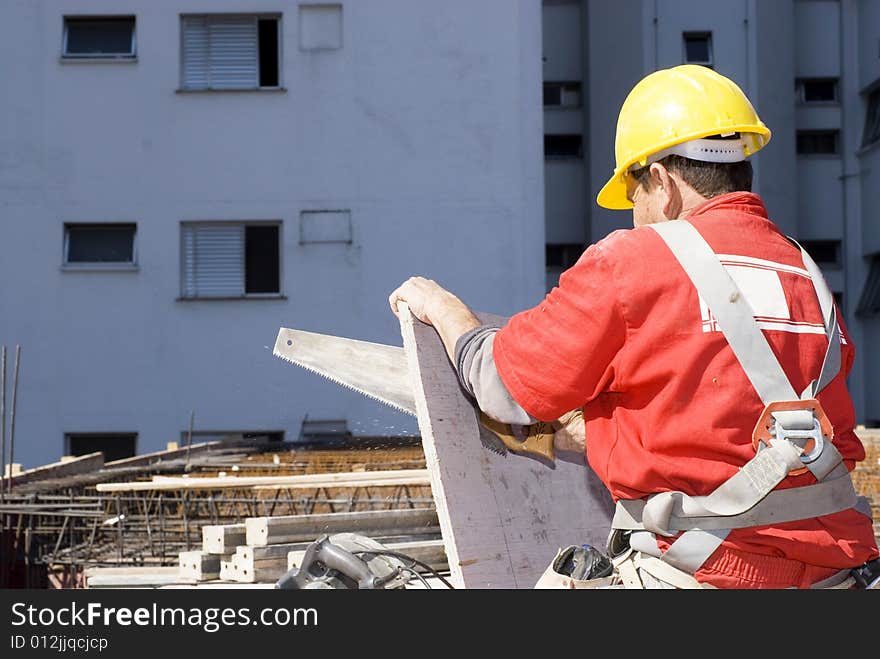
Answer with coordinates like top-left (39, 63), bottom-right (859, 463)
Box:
top-left (597, 173), bottom-right (633, 210)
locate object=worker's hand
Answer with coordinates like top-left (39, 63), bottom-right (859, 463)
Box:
top-left (388, 276), bottom-right (459, 326)
top-left (552, 408), bottom-right (585, 454)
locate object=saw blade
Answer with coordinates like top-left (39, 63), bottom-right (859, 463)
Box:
top-left (273, 327), bottom-right (417, 416)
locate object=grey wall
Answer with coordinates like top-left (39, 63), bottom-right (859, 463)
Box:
top-left (0, 0), bottom-right (545, 467)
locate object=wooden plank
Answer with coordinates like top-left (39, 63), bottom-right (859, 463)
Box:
top-left (95, 469), bottom-right (430, 492)
top-left (178, 550), bottom-right (232, 581)
top-left (237, 542), bottom-right (309, 562)
top-left (202, 523), bottom-right (247, 554)
top-left (398, 305), bottom-right (614, 588)
top-left (103, 441), bottom-right (224, 469)
top-left (219, 557), bottom-right (237, 582)
top-left (85, 567), bottom-right (195, 589)
top-left (245, 508), bottom-right (439, 546)
top-left (231, 553), bottom-right (288, 584)
top-left (2, 452), bottom-right (104, 487)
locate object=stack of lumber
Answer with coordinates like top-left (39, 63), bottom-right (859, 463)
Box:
top-left (179, 507), bottom-right (444, 585)
top-left (853, 428), bottom-right (880, 543)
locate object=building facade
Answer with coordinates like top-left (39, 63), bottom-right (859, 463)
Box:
top-left (1, 0), bottom-right (879, 468)
top-left (542, 0), bottom-right (880, 424)
top-left (0, 0), bottom-right (545, 468)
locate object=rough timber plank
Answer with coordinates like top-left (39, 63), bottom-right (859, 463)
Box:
top-left (202, 524), bottom-right (247, 554)
top-left (1, 452), bottom-right (104, 488)
top-left (398, 305), bottom-right (614, 589)
top-left (245, 508), bottom-right (439, 546)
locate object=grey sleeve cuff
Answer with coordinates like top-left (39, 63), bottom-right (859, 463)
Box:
top-left (453, 325), bottom-right (537, 426)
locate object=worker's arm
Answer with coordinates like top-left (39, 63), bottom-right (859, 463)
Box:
top-left (388, 276), bottom-right (480, 363)
top-left (388, 276), bottom-right (585, 453)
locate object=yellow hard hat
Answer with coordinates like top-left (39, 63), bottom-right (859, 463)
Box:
top-left (597, 65), bottom-right (771, 210)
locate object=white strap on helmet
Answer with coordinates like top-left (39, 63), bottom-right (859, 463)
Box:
top-left (630, 136), bottom-right (748, 172)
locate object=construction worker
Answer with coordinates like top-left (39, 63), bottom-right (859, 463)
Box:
top-left (389, 64), bottom-right (880, 589)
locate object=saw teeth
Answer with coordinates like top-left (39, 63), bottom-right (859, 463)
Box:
top-left (273, 351), bottom-right (415, 417)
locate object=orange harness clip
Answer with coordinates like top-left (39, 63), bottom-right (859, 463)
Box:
top-left (751, 399), bottom-right (833, 476)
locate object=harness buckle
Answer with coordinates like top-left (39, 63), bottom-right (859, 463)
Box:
top-left (751, 399), bottom-right (833, 476)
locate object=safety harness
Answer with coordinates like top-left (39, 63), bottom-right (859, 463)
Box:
top-left (607, 220), bottom-right (873, 582)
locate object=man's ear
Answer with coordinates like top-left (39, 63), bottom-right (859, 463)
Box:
top-left (649, 163), bottom-right (681, 219)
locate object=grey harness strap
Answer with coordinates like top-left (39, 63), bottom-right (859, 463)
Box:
top-left (611, 220), bottom-right (868, 576)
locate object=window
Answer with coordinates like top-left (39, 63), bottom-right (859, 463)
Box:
top-left (181, 222), bottom-right (280, 299)
top-left (800, 239), bottom-right (842, 268)
top-left (796, 130), bottom-right (840, 155)
top-left (64, 223), bottom-right (136, 266)
top-left (181, 15), bottom-right (280, 90)
top-left (864, 86), bottom-right (880, 148)
top-left (857, 255), bottom-right (880, 317)
top-left (796, 78), bottom-right (838, 104)
top-left (545, 243), bottom-right (583, 292)
top-left (546, 243), bottom-right (583, 270)
top-left (544, 134), bottom-right (583, 159)
top-left (65, 433), bottom-right (137, 462)
top-left (299, 4), bottom-right (343, 51)
top-left (300, 210), bottom-right (352, 244)
top-left (63, 16), bottom-right (136, 59)
top-left (683, 32), bottom-right (713, 68)
top-left (543, 82), bottom-right (582, 108)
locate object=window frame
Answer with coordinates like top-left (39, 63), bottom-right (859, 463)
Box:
top-left (682, 31), bottom-right (713, 69)
top-left (798, 239), bottom-right (842, 269)
top-left (795, 129), bottom-right (841, 158)
top-left (62, 222), bottom-right (138, 271)
top-left (857, 254), bottom-right (880, 318)
top-left (178, 13), bottom-right (284, 92)
top-left (862, 82), bottom-right (880, 150)
top-left (64, 432), bottom-right (138, 462)
top-left (543, 81), bottom-right (582, 109)
top-left (795, 77), bottom-right (839, 105)
top-left (178, 220), bottom-right (284, 301)
top-left (544, 134), bottom-right (584, 160)
top-left (61, 15), bottom-right (137, 60)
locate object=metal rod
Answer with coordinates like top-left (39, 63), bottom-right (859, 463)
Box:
top-left (8, 345), bottom-right (20, 495)
top-left (184, 409), bottom-right (195, 472)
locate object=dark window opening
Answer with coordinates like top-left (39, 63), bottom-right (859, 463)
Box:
top-left (864, 86), bottom-right (880, 148)
top-left (65, 223), bottom-right (135, 264)
top-left (544, 134), bottom-right (583, 159)
top-left (796, 130), bottom-right (840, 155)
top-left (258, 19), bottom-right (279, 87)
top-left (797, 78), bottom-right (838, 103)
top-left (66, 433), bottom-right (137, 463)
top-left (245, 225), bottom-right (280, 294)
top-left (64, 16), bottom-right (135, 57)
top-left (543, 82), bottom-right (582, 108)
top-left (546, 243), bottom-right (584, 269)
top-left (800, 239), bottom-right (842, 268)
top-left (856, 255), bottom-right (880, 317)
top-left (683, 32), bottom-right (713, 68)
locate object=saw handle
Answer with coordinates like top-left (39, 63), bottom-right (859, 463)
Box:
top-left (479, 412), bottom-right (555, 462)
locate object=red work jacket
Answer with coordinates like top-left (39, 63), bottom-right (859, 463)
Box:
top-left (493, 192), bottom-right (879, 588)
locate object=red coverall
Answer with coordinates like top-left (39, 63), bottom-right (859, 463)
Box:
top-left (493, 191), bottom-right (879, 588)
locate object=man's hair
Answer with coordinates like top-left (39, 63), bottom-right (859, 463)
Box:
top-left (632, 142), bottom-right (753, 199)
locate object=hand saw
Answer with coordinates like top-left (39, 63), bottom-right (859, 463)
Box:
top-left (272, 327), bottom-right (555, 461)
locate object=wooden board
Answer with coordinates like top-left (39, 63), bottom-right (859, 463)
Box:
top-left (398, 306), bottom-right (614, 588)
top-left (2, 452), bottom-right (103, 487)
top-left (245, 508), bottom-right (439, 546)
top-left (202, 523), bottom-right (247, 554)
